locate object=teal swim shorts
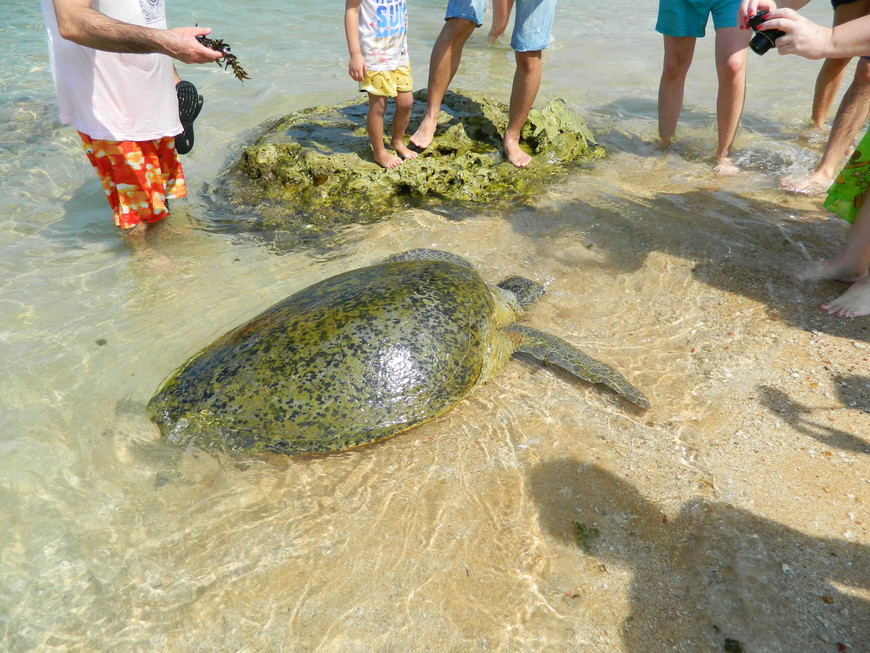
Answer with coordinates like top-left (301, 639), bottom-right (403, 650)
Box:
top-left (656, 0), bottom-right (741, 38)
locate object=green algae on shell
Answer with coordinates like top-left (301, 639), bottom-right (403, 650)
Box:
top-left (148, 250), bottom-right (648, 456)
top-left (223, 90), bottom-right (604, 231)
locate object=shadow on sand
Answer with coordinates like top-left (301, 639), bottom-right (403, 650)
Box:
top-left (530, 458), bottom-right (870, 652)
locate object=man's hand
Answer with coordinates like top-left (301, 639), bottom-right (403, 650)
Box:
top-left (763, 8), bottom-right (831, 59)
top-left (164, 26), bottom-right (224, 64)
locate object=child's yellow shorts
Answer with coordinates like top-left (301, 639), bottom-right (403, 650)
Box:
top-left (360, 66), bottom-right (413, 98)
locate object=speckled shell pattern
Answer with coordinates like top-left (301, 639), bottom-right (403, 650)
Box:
top-left (148, 260), bottom-right (513, 455)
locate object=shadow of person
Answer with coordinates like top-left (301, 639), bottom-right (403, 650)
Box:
top-left (529, 458), bottom-right (870, 652)
top-left (759, 384), bottom-right (870, 455)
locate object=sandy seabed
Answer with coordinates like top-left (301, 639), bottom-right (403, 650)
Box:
top-left (115, 148), bottom-right (870, 653)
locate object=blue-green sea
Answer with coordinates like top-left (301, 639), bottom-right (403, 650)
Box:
top-left (1, 1), bottom-right (868, 651)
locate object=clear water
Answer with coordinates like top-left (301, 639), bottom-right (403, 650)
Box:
top-left (2, 1), bottom-right (868, 651)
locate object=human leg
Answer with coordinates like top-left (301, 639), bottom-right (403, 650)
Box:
top-left (782, 58), bottom-right (870, 194)
top-left (391, 90), bottom-right (418, 160)
top-left (794, 133), bottom-right (870, 294)
top-left (817, 206), bottom-right (870, 317)
top-left (811, 59), bottom-right (852, 130)
top-left (410, 16), bottom-right (479, 149)
top-left (489, 0), bottom-right (513, 41)
top-left (809, 0), bottom-right (870, 128)
top-left (499, 0), bottom-right (556, 167)
top-left (658, 36), bottom-right (696, 148)
top-left (367, 94), bottom-right (403, 169)
top-left (712, 26), bottom-right (748, 175)
top-left (503, 49), bottom-right (542, 167)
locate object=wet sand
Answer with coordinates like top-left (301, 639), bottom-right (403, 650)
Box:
top-left (3, 3), bottom-right (868, 650)
top-left (102, 148), bottom-right (869, 653)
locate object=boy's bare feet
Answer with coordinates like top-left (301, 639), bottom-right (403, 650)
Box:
top-left (392, 140), bottom-right (418, 160)
top-left (373, 149), bottom-right (404, 169)
top-left (821, 276), bottom-right (870, 317)
top-left (712, 156), bottom-right (739, 176)
top-left (779, 172), bottom-right (832, 196)
top-left (503, 135), bottom-right (531, 168)
top-left (410, 118), bottom-right (438, 150)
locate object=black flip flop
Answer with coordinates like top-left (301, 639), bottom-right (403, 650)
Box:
top-left (175, 80), bottom-right (203, 155)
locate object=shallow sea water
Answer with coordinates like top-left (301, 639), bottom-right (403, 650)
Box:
top-left (1, 1), bottom-right (869, 651)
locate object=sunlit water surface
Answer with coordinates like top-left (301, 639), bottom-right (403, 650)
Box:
top-left (2, 1), bottom-right (868, 651)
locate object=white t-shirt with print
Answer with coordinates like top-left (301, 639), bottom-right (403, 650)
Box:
top-left (41, 0), bottom-right (181, 141)
top-left (357, 0), bottom-right (410, 72)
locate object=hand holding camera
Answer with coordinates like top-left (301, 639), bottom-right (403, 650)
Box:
top-left (748, 10), bottom-right (786, 55)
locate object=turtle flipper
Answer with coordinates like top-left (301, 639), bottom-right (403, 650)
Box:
top-left (504, 325), bottom-right (650, 409)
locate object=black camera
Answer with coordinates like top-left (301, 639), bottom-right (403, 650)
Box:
top-left (748, 10), bottom-right (785, 55)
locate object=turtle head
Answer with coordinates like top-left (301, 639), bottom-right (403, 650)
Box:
top-left (496, 275), bottom-right (544, 309)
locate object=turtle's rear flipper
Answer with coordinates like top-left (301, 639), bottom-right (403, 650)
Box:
top-left (504, 325), bottom-right (650, 409)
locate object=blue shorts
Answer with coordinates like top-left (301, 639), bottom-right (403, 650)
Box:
top-left (656, 0), bottom-right (741, 38)
top-left (445, 0), bottom-right (557, 52)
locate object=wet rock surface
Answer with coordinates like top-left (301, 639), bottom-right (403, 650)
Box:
top-left (220, 90), bottom-right (604, 235)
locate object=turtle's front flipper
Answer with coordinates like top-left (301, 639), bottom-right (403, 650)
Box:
top-left (504, 325), bottom-right (650, 409)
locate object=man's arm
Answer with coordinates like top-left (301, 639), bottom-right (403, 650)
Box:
top-left (51, 0), bottom-right (222, 64)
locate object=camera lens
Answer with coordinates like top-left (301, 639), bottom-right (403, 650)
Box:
top-left (749, 31), bottom-right (775, 55)
top-left (747, 10), bottom-right (786, 56)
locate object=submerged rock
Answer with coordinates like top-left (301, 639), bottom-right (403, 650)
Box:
top-left (222, 90), bottom-right (604, 232)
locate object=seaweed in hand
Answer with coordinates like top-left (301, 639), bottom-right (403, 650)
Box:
top-left (196, 33), bottom-right (250, 83)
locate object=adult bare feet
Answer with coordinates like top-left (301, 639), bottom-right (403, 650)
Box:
top-left (779, 172), bottom-right (833, 196)
top-left (821, 276), bottom-right (870, 317)
top-left (712, 156), bottom-right (739, 176)
top-left (503, 135), bottom-right (531, 168)
top-left (392, 139), bottom-right (418, 160)
top-left (791, 257), bottom-right (869, 284)
top-left (409, 118), bottom-right (438, 150)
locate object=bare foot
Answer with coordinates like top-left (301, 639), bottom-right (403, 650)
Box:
top-left (392, 140), bottom-right (418, 161)
top-left (122, 222), bottom-right (152, 253)
top-left (134, 249), bottom-right (177, 272)
top-left (373, 149), bottom-right (404, 169)
top-left (410, 118), bottom-right (438, 150)
top-left (821, 276), bottom-right (870, 317)
top-left (712, 157), bottom-right (739, 176)
top-left (503, 135), bottom-right (531, 168)
top-left (800, 123), bottom-right (828, 145)
top-left (791, 257), bottom-right (869, 284)
top-left (779, 173), bottom-right (832, 196)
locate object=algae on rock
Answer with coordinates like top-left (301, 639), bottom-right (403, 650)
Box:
top-left (225, 89), bottom-right (604, 230)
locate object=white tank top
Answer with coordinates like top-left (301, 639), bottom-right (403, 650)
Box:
top-left (41, 0), bottom-right (181, 141)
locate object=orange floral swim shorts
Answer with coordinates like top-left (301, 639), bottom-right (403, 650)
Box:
top-left (78, 131), bottom-right (187, 230)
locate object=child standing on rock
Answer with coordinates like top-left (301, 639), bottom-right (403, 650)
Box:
top-left (345, 0), bottom-right (418, 169)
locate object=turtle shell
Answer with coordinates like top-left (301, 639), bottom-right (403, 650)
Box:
top-left (148, 259), bottom-right (502, 454)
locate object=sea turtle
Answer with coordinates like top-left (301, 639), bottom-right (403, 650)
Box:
top-left (148, 249), bottom-right (648, 455)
